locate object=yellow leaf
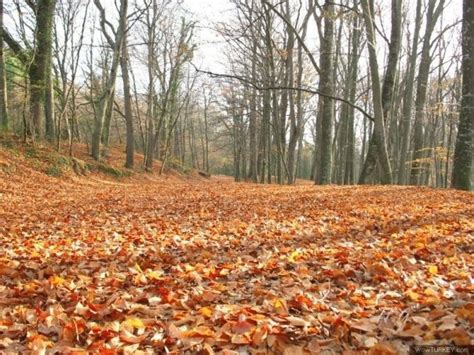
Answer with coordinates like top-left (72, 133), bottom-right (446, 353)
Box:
top-left (273, 298), bottom-right (289, 315)
top-left (49, 275), bottom-right (65, 286)
top-left (288, 250), bottom-right (301, 263)
top-left (147, 270), bottom-right (163, 281)
top-left (424, 288), bottom-right (438, 297)
top-left (428, 265), bottom-right (438, 275)
top-left (123, 317), bottom-right (145, 329)
top-left (406, 290), bottom-right (420, 302)
top-left (134, 263), bottom-right (143, 273)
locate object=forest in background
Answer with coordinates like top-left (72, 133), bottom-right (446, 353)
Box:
top-left (0, 0), bottom-right (472, 190)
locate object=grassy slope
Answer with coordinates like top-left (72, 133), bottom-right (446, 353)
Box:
top-left (0, 138), bottom-right (206, 182)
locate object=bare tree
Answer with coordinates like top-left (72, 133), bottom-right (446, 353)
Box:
top-left (397, 0), bottom-right (422, 184)
top-left (359, 0), bottom-right (401, 184)
top-left (54, 0), bottom-right (89, 153)
top-left (410, 0), bottom-right (446, 185)
top-left (121, 28), bottom-right (134, 168)
top-left (91, 0), bottom-right (128, 160)
top-left (360, 0), bottom-right (392, 184)
top-left (316, 1), bottom-right (335, 185)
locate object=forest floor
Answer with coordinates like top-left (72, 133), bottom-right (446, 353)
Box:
top-left (0, 144), bottom-right (473, 354)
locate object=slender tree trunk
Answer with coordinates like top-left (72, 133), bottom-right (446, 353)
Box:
top-left (144, 18), bottom-right (156, 171)
top-left (397, 0), bottom-right (422, 184)
top-left (101, 88), bottom-right (115, 147)
top-left (248, 12), bottom-right (258, 182)
top-left (344, 5), bottom-right (361, 184)
top-left (359, 0), bottom-right (401, 184)
top-left (316, 1), bottom-right (335, 185)
top-left (285, 1), bottom-right (298, 184)
top-left (91, 0), bottom-right (127, 160)
top-left (360, 0), bottom-right (392, 184)
top-left (0, 0), bottom-right (8, 131)
top-left (452, 0), bottom-right (473, 190)
top-left (121, 36), bottom-right (134, 169)
top-left (45, 36), bottom-right (55, 141)
top-left (204, 104), bottom-right (210, 172)
top-left (410, 0), bottom-right (445, 184)
top-left (445, 114), bottom-right (454, 187)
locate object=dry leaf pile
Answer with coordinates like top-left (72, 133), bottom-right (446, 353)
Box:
top-left (0, 164), bottom-right (473, 354)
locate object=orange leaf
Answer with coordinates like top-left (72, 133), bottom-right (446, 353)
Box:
top-left (232, 320), bottom-right (254, 334)
top-left (231, 333), bottom-right (250, 344)
top-left (368, 343), bottom-right (397, 355)
top-left (49, 275), bottom-right (66, 286)
top-left (199, 306), bottom-right (213, 318)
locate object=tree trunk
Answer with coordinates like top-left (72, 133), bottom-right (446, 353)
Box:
top-left (452, 0), bottom-right (473, 190)
top-left (344, 4), bottom-right (361, 184)
top-left (316, 1), bottom-right (335, 185)
top-left (144, 7), bottom-right (156, 171)
top-left (410, 0), bottom-right (445, 185)
top-left (0, 0), bottom-right (8, 131)
top-left (91, 0), bottom-right (127, 161)
top-left (248, 13), bottom-right (258, 183)
top-left (360, 0), bottom-right (392, 184)
top-left (101, 88), bottom-right (115, 147)
top-left (359, 0), bottom-right (401, 184)
top-left (121, 36), bottom-right (134, 169)
top-left (29, 0), bottom-right (56, 140)
top-left (45, 35), bottom-right (55, 141)
top-left (204, 105), bottom-right (210, 173)
top-left (397, 0), bottom-right (422, 184)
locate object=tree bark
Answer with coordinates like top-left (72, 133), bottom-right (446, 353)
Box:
top-left (452, 0), bottom-right (473, 190)
top-left (29, 0), bottom-right (56, 140)
top-left (121, 35), bottom-right (134, 169)
top-left (91, 0), bottom-right (127, 160)
top-left (360, 0), bottom-right (392, 184)
top-left (344, 4), bottom-right (361, 184)
top-left (316, 1), bottom-right (335, 185)
top-left (410, 0), bottom-right (445, 185)
top-left (359, 0), bottom-right (401, 184)
top-left (397, 0), bottom-right (422, 184)
top-left (0, 0), bottom-right (8, 131)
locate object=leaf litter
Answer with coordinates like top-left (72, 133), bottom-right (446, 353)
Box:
top-left (0, 170), bottom-right (473, 354)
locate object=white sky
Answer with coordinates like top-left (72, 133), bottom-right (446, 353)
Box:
top-left (181, 0), bottom-right (462, 72)
top-left (3, 0), bottom-right (462, 95)
top-left (182, 0), bottom-right (233, 72)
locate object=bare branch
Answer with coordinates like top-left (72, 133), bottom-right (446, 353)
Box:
top-left (190, 62), bottom-right (374, 122)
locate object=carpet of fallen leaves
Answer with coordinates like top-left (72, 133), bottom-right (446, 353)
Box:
top-left (0, 160), bottom-right (473, 354)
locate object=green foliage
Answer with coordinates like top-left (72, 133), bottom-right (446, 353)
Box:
top-left (22, 147), bottom-right (73, 178)
top-left (5, 53), bottom-right (27, 89)
top-left (25, 147), bottom-right (39, 159)
top-left (45, 164), bottom-right (63, 177)
top-left (46, 153), bottom-right (70, 167)
top-left (44, 154), bottom-right (72, 177)
top-left (168, 158), bottom-right (191, 174)
top-left (72, 158), bottom-right (89, 176)
top-left (0, 139), bottom-right (17, 151)
top-left (97, 163), bottom-right (131, 178)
